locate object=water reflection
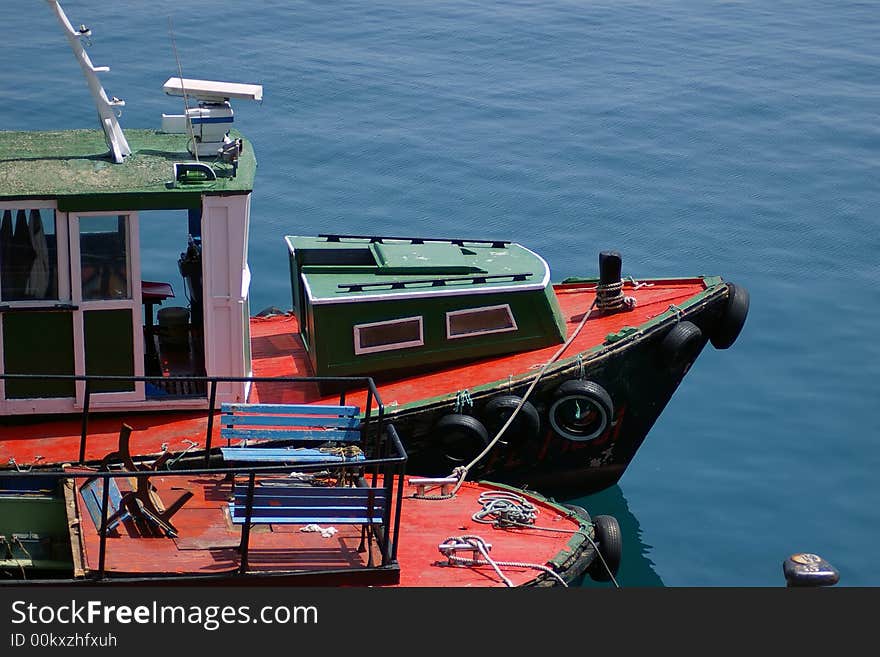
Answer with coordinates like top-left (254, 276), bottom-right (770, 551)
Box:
top-left (564, 485), bottom-right (664, 588)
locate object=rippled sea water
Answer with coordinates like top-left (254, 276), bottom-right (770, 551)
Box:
top-left (3, 1), bottom-right (878, 586)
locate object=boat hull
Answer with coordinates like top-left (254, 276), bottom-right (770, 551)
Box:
top-left (0, 278), bottom-right (742, 497)
top-left (380, 282), bottom-right (731, 493)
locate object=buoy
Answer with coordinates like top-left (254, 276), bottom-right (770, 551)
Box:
top-left (710, 282), bottom-right (749, 349)
top-left (660, 320), bottom-right (704, 369)
top-left (783, 553), bottom-right (840, 587)
top-left (433, 413), bottom-right (490, 464)
top-left (589, 514), bottom-right (622, 582)
top-left (481, 394), bottom-right (541, 445)
top-left (548, 380), bottom-right (614, 442)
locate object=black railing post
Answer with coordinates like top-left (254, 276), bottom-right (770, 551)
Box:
top-left (78, 380), bottom-right (91, 464)
top-left (204, 380), bottom-right (217, 465)
top-left (238, 472), bottom-right (256, 574)
top-left (391, 429), bottom-right (405, 563)
top-left (364, 385), bottom-right (374, 452)
top-left (97, 474), bottom-right (110, 579)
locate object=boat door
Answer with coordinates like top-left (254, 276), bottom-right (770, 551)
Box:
top-left (68, 212), bottom-right (144, 404)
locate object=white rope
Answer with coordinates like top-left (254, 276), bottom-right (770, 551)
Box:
top-left (417, 298), bottom-right (600, 500)
top-left (472, 490), bottom-right (538, 526)
top-left (439, 535), bottom-right (568, 587)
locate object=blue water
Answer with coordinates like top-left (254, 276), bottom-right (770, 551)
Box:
top-left (3, 1), bottom-right (878, 586)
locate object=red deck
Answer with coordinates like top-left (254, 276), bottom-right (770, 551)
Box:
top-left (70, 475), bottom-right (587, 587)
top-left (0, 279), bottom-right (707, 467)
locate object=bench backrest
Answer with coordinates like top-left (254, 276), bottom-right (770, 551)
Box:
top-left (79, 477), bottom-right (129, 532)
top-left (221, 403), bottom-right (361, 446)
top-left (230, 484), bottom-right (387, 525)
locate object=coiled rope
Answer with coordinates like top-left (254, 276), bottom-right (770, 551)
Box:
top-left (596, 280), bottom-right (636, 312)
top-left (439, 535), bottom-right (568, 587)
top-left (472, 490), bottom-right (538, 527)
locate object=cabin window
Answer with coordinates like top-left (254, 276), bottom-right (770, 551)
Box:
top-left (0, 208), bottom-right (59, 302)
top-left (79, 215), bottom-right (130, 300)
top-left (446, 304), bottom-right (517, 339)
top-left (354, 316), bottom-right (424, 354)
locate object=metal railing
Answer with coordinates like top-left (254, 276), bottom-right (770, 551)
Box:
top-left (0, 423), bottom-right (406, 582)
top-left (0, 373), bottom-right (385, 467)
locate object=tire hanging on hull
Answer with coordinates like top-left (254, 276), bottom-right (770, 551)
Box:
top-left (710, 282), bottom-right (750, 349)
top-left (433, 413), bottom-right (490, 464)
top-left (481, 394), bottom-right (541, 446)
top-left (548, 380), bottom-right (614, 442)
top-left (589, 514), bottom-right (622, 582)
top-left (660, 320), bottom-right (704, 370)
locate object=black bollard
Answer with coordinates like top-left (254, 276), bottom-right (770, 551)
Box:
top-left (598, 251), bottom-right (622, 287)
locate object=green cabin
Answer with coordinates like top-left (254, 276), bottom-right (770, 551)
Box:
top-left (286, 235), bottom-right (567, 377)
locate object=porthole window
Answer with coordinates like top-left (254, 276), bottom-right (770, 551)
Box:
top-left (446, 304), bottom-right (516, 339)
top-left (354, 316), bottom-right (424, 354)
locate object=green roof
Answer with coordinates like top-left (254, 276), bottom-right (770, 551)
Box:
top-left (0, 129), bottom-right (255, 211)
top-left (286, 235), bottom-right (551, 304)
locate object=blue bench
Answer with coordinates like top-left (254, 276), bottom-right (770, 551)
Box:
top-left (231, 482), bottom-right (388, 566)
top-left (219, 402), bottom-right (363, 467)
top-left (229, 484), bottom-right (387, 526)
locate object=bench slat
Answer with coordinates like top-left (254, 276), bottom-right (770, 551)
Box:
top-left (229, 484), bottom-right (387, 525)
top-left (222, 403), bottom-right (359, 416)
top-left (230, 515), bottom-right (382, 525)
top-left (236, 495), bottom-right (386, 502)
top-left (220, 447), bottom-right (364, 463)
top-left (233, 487), bottom-right (385, 495)
top-left (221, 427), bottom-right (360, 442)
top-left (220, 414), bottom-right (361, 429)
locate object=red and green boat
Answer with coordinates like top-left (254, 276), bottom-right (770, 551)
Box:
top-left (0, 2), bottom-right (748, 495)
top-left (0, 423), bottom-right (618, 587)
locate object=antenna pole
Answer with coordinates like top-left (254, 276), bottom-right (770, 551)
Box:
top-left (46, 0), bottom-right (131, 163)
top-left (168, 18), bottom-right (199, 162)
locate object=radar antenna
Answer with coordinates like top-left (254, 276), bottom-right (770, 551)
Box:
top-left (46, 0), bottom-right (131, 163)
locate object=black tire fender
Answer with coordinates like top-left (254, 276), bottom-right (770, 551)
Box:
top-left (548, 380), bottom-right (614, 442)
top-left (589, 514), bottom-right (622, 582)
top-left (562, 503), bottom-right (591, 525)
top-left (711, 282), bottom-right (750, 349)
top-left (433, 413), bottom-right (490, 464)
top-left (481, 394), bottom-right (541, 444)
top-left (660, 320), bottom-right (704, 369)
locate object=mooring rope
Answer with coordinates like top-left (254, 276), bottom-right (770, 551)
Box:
top-left (438, 535), bottom-right (568, 587)
top-left (415, 298), bottom-right (600, 500)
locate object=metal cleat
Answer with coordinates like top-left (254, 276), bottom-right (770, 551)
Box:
top-left (411, 476), bottom-right (459, 497)
top-left (438, 538), bottom-right (492, 564)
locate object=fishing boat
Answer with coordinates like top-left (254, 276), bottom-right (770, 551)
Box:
top-left (0, 417), bottom-right (619, 587)
top-left (0, 1), bottom-right (748, 494)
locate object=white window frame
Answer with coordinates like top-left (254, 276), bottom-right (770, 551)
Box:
top-left (354, 315), bottom-right (424, 355)
top-left (69, 211), bottom-right (145, 406)
top-left (445, 303), bottom-right (517, 340)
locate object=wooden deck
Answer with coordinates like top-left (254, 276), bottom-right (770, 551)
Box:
top-left (69, 475), bottom-right (588, 587)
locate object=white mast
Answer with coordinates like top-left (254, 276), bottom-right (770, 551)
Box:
top-left (47, 0), bottom-right (131, 163)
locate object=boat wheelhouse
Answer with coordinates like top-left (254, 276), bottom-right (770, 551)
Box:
top-left (286, 235), bottom-right (566, 376)
top-left (0, 125), bottom-right (257, 414)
